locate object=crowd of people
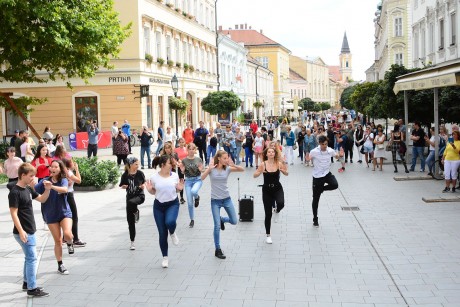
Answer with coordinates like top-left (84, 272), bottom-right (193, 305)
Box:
top-left (6, 111), bottom-right (458, 298)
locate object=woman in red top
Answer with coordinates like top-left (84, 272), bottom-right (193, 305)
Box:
top-left (31, 145), bottom-right (53, 180)
top-left (182, 122), bottom-right (194, 144)
top-left (174, 138), bottom-right (188, 204)
top-left (250, 120), bottom-right (258, 137)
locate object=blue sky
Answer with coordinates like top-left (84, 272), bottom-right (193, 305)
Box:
top-left (217, 0), bottom-right (378, 81)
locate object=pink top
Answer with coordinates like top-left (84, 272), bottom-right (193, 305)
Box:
top-left (3, 157), bottom-right (23, 179)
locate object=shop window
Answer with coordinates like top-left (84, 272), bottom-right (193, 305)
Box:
top-left (75, 96), bottom-right (98, 132)
top-left (146, 95), bottom-right (153, 129)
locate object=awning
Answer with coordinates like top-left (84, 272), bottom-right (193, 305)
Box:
top-left (393, 59), bottom-right (460, 94)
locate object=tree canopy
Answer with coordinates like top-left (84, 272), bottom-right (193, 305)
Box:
top-left (201, 91), bottom-right (241, 115)
top-left (299, 97), bottom-right (315, 111)
top-left (0, 0), bottom-right (131, 85)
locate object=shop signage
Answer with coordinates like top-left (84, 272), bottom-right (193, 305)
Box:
top-left (108, 76), bottom-right (132, 83)
top-left (149, 78), bottom-right (170, 84)
top-left (206, 85), bottom-right (213, 89)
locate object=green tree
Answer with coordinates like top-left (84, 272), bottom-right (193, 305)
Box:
top-left (299, 97), bottom-right (315, 111)
top-left (0, 0), bottom-right (131, 85)
top-left (320, 102), bottom-right (331, 111)
top-left (312, 104), bottom-right (321, 112)
top-left (340, 85), bottom-right (357, 109)
top-left (349, 82), bottom-right (380, 115)
top-left (440, 87), bottom-right (460, 122)
top-left (201, 91), bottom-right (241, 115)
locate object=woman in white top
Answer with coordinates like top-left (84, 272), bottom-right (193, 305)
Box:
top-left (146, 155), bottom-right (184, 268)
top-left (362, 126), bottom-right (374, 167)
top-left (425, 127), bottom-right (437, 176)
top-left (163, 127), bottom-right (177, 144)
top-left (201, 150), bottom-right (244, 260)
top-left (372, 126), bottom-right (386, 171)
top-left (20, 136), bottom-right (34, 162)
top-left (253, 131), bottom-right (265, 168)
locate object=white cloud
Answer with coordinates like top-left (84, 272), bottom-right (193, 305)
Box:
top-left (217, 0), bottom-right (379, 80)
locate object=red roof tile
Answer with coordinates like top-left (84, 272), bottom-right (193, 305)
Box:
top-left (220, 29), bottom-right (290, 52)
top-left (329, 66), bottom-right (341, 81)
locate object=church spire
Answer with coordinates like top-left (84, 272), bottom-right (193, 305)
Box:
top-left (341, 32), bottom-right (350, 54)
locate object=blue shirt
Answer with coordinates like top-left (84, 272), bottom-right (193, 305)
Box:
top-left (87, 127), bottom-right (99, 145)
top-left (121, 123), bottom-right (131, 136)
top-left (286, 131), bottom-right (295, 146)
top-left (35, 178), bottom-right (72, 224)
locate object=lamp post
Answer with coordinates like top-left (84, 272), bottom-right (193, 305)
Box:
top-left (171, 74), bottom-right (179, 140)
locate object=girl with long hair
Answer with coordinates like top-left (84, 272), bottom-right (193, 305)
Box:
top-left (178, 143), bottom-right (203, 228)
top-left (372, 127), bottom-right (386, 171)
top-left (119, 157), bottom-right (146, 250)
top-left (146, 155), bottom-right (184, 268)
top-left (34, 160), bottom-right (73, 275)
top-left (53, 145), bottom-right (71, 161)
top-left (253, 147), bottom-right (288, 244)
top-left (62, 159), bottom-right (85, 247)
top-left (389, 124), bottom-right (409, 173)
top-left (201, 150), bottom-right (244, 259)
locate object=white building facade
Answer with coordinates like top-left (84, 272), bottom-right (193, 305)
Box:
top-left (370, 0), bottom-right (412, 81)
top-left (246, 57), bottom-right (274, 119)
top-left (412, 0), bottom-right (459, 68)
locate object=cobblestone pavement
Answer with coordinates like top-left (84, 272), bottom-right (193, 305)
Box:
top-left (1, 146), bottom-right (460, 306)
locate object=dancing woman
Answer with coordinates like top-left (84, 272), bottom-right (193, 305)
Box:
top-left (201, 150), bottom-right (244, 259)
top-left (253, 147), bottom-right (288, 244)
top-left (146, 155), bottom-right (184, 268)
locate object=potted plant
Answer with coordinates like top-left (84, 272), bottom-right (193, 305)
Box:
top-left (187, 14), bottom-right (194, 20)
top-left (168, 96), bottom-right (189, 113)
top-left (189, 65), bottom-right (195, 72)
top-left (167, 59), bottom-right (174, 68)
top-left (176, 62), bottom-right (182, 68)
top-left (175, 8), bottom-right (181, 13)
top-left (182, 11), bottom-right (187, 17)
top-left (166, 2), bottom-right (173, 8)
top-left (145, 53), bottom-right (153, 64)
top-left (157, 57), bottom-right (165, 66)
top-left (183, 63), bottom-right (189, 72)
top-left (253, 101), bottom-right (263, 109)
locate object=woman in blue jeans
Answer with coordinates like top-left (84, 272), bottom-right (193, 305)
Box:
top-left (146, 155), bottom-right (184, 268)
top-left (178, 143), bottom-right (204, 228)
top-left (201, 150), bottom-right (244, 259)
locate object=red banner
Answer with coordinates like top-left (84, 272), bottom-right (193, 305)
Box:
top-left (75, 131), bottom-right (112, 149)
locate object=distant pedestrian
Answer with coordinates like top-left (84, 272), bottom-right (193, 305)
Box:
top-left (253, 131), bottom-right (265, 168)
top-left (182, 121), bottom-right (194, 145)
top-left (139, 126), bottom-right (153, 169)
top-left (34, 160), bottom-right (74, 275)
top-left (1, 147), bottom-right (23, 182)
top-left (284, 126), bottom-right (295, 165)
top-left (113, 129), bottom-right (129, 167)
top-left (10, 130), bottom-right (19, 147)
top-left (194, 121), bottom-right (208, 165)
top-left (372, 127), bottom-right (386, 171)
top-left (111, 121), bottom-right (119, 140)
top-left (155, 121), bottom-right (165, 156)
top-left (174, 138), bottom-right (188, 204)
top-left (119, 157), bottom-right (146, 250)
top-left (9, 163), bottom-right (51, 297)
top-left (363, 125), bottom-right (374, 167)
top-left (121, 120), bottom-right (132, 154)
top-left (244, 128), bottom-right (254, 167)
top-left (146, 155), bottom-right (184, 268)
top-left (87, 120), bottom-right (99, 158)
top-left (441, 130), bottom-right (460, 193)
top-left (15, 130), bottom-right (26, 158)
top-left (178, 143), bottom-right (203, 228)
top-left (306, 135), bottom-right (341, 227)
top-left (42, 126), bottom-right (53, 141)
top-left (206, 127), bottom-right (218, 165)
top-left (253, 147), bottom-right (288, 244)
top-left (201, 150), bottom-right (243, 259)
top-left (354, 124), bottom-right (364, 163)
top-left (410, 121), bottom-right (426, 172)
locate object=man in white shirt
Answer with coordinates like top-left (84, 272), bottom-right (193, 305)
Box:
top-left (111, 121), bottom-right (118, 139)
top-left (306, 135), bottom-right (342, 227)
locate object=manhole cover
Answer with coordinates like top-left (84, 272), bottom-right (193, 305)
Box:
top-left (341, 206), bottom-right (360, 211)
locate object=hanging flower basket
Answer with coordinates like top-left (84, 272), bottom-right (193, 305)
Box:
top-left (168, 97), bottom-right (189, 112)
top-left (253, 101), bottom-right (263, 108)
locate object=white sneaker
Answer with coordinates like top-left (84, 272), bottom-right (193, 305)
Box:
top-left (130, 242), bottom-right (135, 250)
top-left (43, 224), bottom-right (49, 231)
top-left (265, 236), bottom-right (273, 244)
top-left (162, 257), bottom-right (169, 268)
top-left (170, 232), bottom-right (179, 246)
top-left (274, 211), bottom-right (280, 223)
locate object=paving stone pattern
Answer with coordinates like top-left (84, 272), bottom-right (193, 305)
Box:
top-left (1, 146), bottom-right (460, 306)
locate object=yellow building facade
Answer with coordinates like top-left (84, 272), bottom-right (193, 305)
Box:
top-left (0, 0), bottom-right (218, 138)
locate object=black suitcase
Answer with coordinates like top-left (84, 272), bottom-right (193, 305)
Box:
top-left (238, 178), bottom-right (254, 222)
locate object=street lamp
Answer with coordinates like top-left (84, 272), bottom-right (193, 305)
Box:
top-left (171, 74), bottom-right (179, 140)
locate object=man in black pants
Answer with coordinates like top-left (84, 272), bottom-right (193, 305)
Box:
top-left (194, 121), bottom-right (208, 165)
top-left (306, 136), bottom-right (341, 227)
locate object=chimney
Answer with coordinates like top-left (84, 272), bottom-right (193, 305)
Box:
top-left (260, 29), bottom-right (263, 34)
top-left (218, 25), bottom-right (222, 31)
top-left (245, 23), bottom-right (248, 29)
top-left (240, 24), bottom-right (244, 30)
top-left (235, 25), bottom-right (238, 29)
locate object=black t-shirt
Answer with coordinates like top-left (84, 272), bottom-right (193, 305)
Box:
top-left (119, 171), bottom-right (146, 198)
top-left (412, 128), bottom-right (426, 147)
top-left (209, 135), bottom-right (218, 147)
top-left (194, 127), bottom-right (208, 146)
top-left (8, 185), bottom-right (39, 235)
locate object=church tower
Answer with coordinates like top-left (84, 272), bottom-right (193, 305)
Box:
top-left (339, 32), bottom-right (353, 82)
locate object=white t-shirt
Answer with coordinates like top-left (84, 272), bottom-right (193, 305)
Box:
top-left (67, 169), bottom-right (75, 193)
top-left (364, 132), bottom-right (374, 148)
top-left (309, 146), bottom-right (336, 178)
top-left (429, 135), bottom-right (436, 151)
top-left (164, 132), bottom-right (177, 143)
top-left (150, 172), bottom-right (179, 203)
top-left (254, 136), bottom-right (264, 148)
